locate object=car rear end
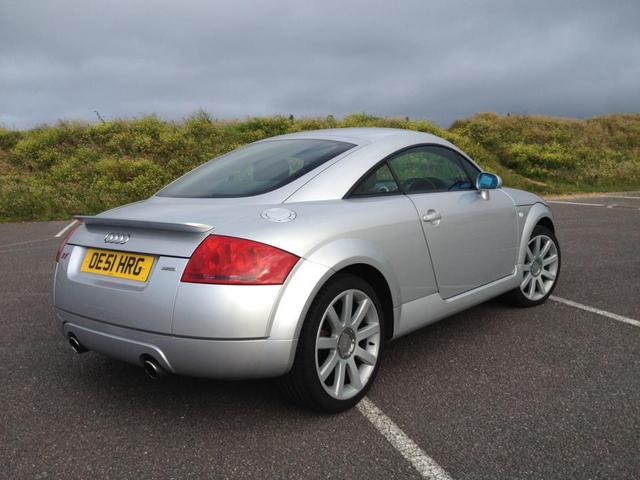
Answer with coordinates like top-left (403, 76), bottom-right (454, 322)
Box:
top-left (52, 136), bottom-right (360, 379)
top-left (53, 219), bottom-right (301, 379)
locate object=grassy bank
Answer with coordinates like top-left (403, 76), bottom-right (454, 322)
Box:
top-left (1, 112), bottom-right (639, 222)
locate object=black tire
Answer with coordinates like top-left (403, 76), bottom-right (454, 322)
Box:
top-left (503, 224), bottom-right (561, 307)
top-left (278, 273), bottom-right (385, 413)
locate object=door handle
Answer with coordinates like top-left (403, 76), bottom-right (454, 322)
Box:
top-left (422, 209), bottom-right (442, 223)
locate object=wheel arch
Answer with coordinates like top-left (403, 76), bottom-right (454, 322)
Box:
top-left (287, 258), bottom-right (398, 343)
top-left (518, 202), bottom-right (556, 265)
top-left (268, 239), bottom-right (401, 347)
top-left (536, 215), bottom-right (555, 233)
top-left (332, 263), bottom-right (395, 341)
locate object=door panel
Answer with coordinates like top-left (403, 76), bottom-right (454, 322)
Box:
top-left (385, 144), bottom-right (518, 299)
top-left (408, 189), bottom-right (518, 299)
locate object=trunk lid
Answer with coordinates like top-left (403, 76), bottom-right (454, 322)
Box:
top-left (55, 196), bottom-right (268, 334)
top-left (69, 196), bottom-right (267, 257)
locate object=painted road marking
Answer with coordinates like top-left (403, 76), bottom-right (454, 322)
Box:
top-left (550, 296), bottom-right (640, 328)
top-left (546, 201), bottom-right (605, 207)
top-left (357, 397), bottom-right (452, 480)
top-left (604, 195), bottom-right (640, 200)
top-left (54, 220), bottom-right (78, 237)
top-left (0, 221), bottom-right (76, 250)
top-left (0, 237), bottom-right (56, 250)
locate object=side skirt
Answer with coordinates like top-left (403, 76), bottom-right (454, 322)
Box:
top-left (393, 267), bottom-right (522, 339)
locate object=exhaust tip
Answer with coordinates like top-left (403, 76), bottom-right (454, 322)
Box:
top-left (142, 357), bottom-right (165, 379)
top-left (68, 334), bottom-right (87, 354)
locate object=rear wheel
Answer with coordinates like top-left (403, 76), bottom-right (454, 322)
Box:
top-left (279, 274), bottom-right (384, 413)
top-left (504, 225), bottom-right (561, 307)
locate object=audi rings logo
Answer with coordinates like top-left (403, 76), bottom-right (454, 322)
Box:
top-left (104, 232), bottom-right (130, 244)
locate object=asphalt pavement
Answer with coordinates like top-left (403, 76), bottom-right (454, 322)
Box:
top-left (1, 194), bottom-right (638, 479)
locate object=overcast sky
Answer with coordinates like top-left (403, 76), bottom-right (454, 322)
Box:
top-left (1, 0), bottom-right (639, 128)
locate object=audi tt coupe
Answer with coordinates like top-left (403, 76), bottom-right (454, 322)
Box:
top-left (54, 128), bottom-right (561, 412)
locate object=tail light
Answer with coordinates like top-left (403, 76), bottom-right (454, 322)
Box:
top-left (181, 235), bottom-right (299, 285)
top-left (55, 221), bottom-right (81, 262)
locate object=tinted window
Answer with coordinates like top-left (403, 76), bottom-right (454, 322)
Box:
top-left (351, 164), bottom-right (400, 196)
top-left (388, 146), bottom-right (477, 193)
top-left (157, 139), bottom-right (355, 198)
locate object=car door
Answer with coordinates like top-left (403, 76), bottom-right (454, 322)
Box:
top-left (387, 145), bottom-right (518, 299)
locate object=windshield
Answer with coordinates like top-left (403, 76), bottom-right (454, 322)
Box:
top-left (157, 139), bottom-right (355, 198)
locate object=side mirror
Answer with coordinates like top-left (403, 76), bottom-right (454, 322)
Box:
top-left (476, 172), bottom-right (502, 190)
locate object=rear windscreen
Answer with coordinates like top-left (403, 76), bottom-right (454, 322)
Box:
top-left (157, 139), bottom-right (355, 198)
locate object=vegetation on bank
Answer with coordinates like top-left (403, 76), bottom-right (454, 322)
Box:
top-left (1, 112), bottom-right (639, 221)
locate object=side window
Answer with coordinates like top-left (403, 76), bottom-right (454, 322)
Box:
top-left (388, 146), bottom-right (477, 193)
top-left (351, 163), bottom-right (400, 196)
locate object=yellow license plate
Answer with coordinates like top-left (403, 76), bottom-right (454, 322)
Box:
top-left (81, 248), bottom-right (155, 282)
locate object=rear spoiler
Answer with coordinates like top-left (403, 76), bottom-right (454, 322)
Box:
top-left (74, 215), bottom-right (213, 233)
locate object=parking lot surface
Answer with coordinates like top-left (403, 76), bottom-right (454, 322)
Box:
top-left (1, 194), bottom-right (639, 479)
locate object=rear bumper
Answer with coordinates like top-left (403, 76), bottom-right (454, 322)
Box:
top-left (56, 309), bottom-right (296, 379)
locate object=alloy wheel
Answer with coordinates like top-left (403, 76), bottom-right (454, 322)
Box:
top-left (315, 289), bottom-right (381, 400)
top-left (520, 234), bottom-right (559, 301)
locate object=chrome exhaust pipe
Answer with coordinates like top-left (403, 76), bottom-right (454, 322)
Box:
top-left (142, 357), bottom-right (165, 379)
top-left (68, 334), bottom-right (87, 354)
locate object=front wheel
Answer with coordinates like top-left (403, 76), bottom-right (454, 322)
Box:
top-left (504, 225), bottom-right (561, 307)
top-left (279, 274), bottom-right (384, 413)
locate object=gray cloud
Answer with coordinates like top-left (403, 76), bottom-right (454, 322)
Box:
top-left (1, 0), bottom-right (639, 128)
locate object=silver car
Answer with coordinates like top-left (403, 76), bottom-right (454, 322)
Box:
top-left (54, 128), bottom-right (561, 412)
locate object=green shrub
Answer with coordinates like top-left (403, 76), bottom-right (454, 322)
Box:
top-left (449, 112), bottom-right (640, 192)
top-left (0, 112), bottom-right (639, 221)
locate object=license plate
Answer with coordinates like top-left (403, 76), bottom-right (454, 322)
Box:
top-left (80, 248), bottom-right (155, 282)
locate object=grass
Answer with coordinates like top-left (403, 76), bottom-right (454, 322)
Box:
top-left (1, 111), bottom-right (639, 222)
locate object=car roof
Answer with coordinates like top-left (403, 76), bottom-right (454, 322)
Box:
top-left (263, 127), bottom-right (445, 146)
top-left (277, 128), bottom-right (480, 203)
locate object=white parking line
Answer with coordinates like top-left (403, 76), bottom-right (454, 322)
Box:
top-left (357, 397), bottom-right (452, 480)
top-left (54, 220), bottom-right (78, 237)
top-left (546, 200), bottom-right (605, 207)
top-left (0, 221), bottom-right (76, 250)
top-left (0, 237), bottom-right (56, 250)
top-left (550, 295), bottom-right (640, 328)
